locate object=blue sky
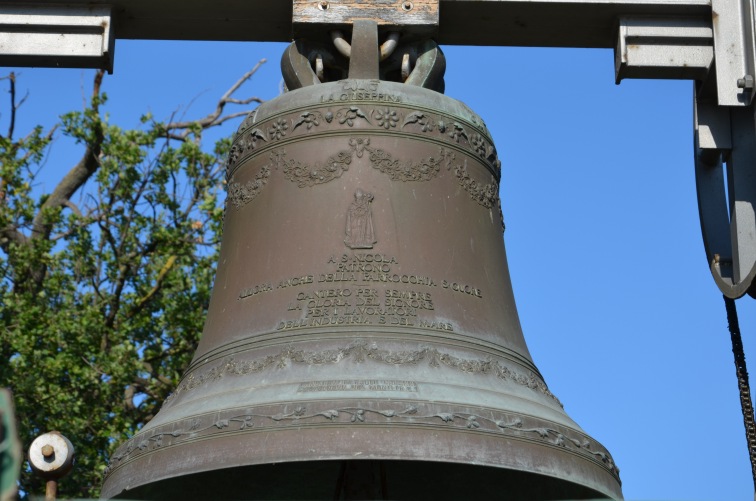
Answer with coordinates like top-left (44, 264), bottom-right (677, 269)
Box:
top-left (6, 40), bottom-right (756, 500)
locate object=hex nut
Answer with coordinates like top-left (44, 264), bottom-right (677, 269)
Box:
top-left (28, 432), bottom-right (75, 479)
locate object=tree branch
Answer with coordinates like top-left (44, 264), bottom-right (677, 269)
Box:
top-left (31, 70), bottom-right (105, 243)
top-left (162, 59), bottom-right (266, 139)
top-left (6, 72), bottom-right (15, 139)
top-left (127, 255), bottom-right (177, 320)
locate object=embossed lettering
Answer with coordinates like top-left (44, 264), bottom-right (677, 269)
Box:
top-left (341, 253), bottom-right (398, 264)
top-left (442, 280), bottom-right (483, 298)
top-left (277, 316), bottom-right (371, 330)
top-left (418, 320), bottom-right (454, 331)
top-left (361, 273), bottom-right (436, 287)
top-left (385, 290), bottom-right (434, 310)
top-left (277, 275), bottom-right (314, 288)
top-left (318, 273), bottom-right (357, 283)
top-left (297, 379), bottom-right (418, 393)
top-left (238, 283), bottom-right (273, 299)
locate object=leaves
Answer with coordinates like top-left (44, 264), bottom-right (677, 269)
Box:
top-left (0, 66), bottom-right (264, 499)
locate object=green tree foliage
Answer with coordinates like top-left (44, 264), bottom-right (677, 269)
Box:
top-left (0, 63), bottom-right (264, 498)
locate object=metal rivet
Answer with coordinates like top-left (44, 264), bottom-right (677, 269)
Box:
top-left (41, 445), bottom-right (54, 458)
top-left (401, 1), bottom-right (413, 11)
top-left (318, 1), bottom-right (329, 10)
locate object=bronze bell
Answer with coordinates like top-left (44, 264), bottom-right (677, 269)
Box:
top-left (102, 27), bottom-right (622, 500)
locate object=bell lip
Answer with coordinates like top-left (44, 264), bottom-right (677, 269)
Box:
top-left (102, 423), bottom-right (622, 500)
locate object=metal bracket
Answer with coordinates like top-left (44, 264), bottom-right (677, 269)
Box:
top-left (615, 17), bottom-right (713, 83)
top-left (711, 0), bottom-right (756, 106)
top-left (0, 4), bottom-right (114, 72)
top-left (695, 87), bottom-right (756, 298)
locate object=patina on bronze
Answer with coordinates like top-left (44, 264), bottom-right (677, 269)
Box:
top-left (101, 27), bottom-right (622, 500)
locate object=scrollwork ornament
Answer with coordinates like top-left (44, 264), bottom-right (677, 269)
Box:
top-left (359, 141), bottom-right (451, 182)
top-left (453, 164), bottom-right (500, 210)
top-left (273, 148), bottom-right (353, 187)
top-left (227, 166), bottom-right (271, 208)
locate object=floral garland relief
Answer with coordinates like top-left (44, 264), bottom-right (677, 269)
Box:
top-left (165, 339), bottom-right (561, 406)
top-left (105, 400), bottom-right (619, 478)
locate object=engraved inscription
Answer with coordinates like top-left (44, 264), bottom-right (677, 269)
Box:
top-left (277, 316), bottom-right (370, 330)
top-left (239, 282), bottom-right (274, 299)
top-left (297, 379), bottom-right (419, 393)
top-left (344, 189), bottom-right (377, 249)
top-left (320, 93), bottom-right (402, 104)
top-left (442, 280), bottom-right (483, 298)
top-left (277, 275), bottom-right (314, 289)
top-left (318, 80), bottom-right (401, 104)
top-left (238, 249), bottom-right (483, 334)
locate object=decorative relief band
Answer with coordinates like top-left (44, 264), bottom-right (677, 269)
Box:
top-left (253, 138), bottom-right (450, 193)
top-left (105, 400), bottom-right (619, 479)
top-left (164, 339), bottom-right (561, 406)
top-left (228, 99), bottom-right (500, 180)
top-left (227, 166), bottom-right (271, 208)
top-left (226, 141), bottom-right (504, 234)
top-left (453, 164), bottom-right (498, 210)
top-left (454, 163), bottom-right (507, 233)
top-left (276, 148), bottom-right (353, 187)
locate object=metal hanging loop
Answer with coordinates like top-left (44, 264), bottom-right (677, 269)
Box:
top-left (330, 30), bottom-right (400, 61)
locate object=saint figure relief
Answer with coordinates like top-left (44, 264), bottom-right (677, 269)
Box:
top-left (344, 189), bottom-right (377, 249)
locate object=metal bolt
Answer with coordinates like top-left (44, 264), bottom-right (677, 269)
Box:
top-left (401, 1), bottom-right (413, 11)
top-left (318, 1), bottom-right (328, 10)
top-left (41, 445), bottom-right (54, 458)
top-left (737, 75), bottom-right (754, 90)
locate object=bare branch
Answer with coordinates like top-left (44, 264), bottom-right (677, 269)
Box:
top-left (162, 59), bottom-right (266, 138)
top-left (64, 199), bottom-right (83, 218)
